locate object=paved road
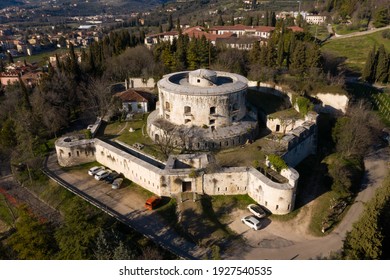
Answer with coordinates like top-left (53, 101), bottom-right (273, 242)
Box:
top-left (330, 25), bottom-right (390, 40)
top-left (226, 147), bottom-right (390, 259)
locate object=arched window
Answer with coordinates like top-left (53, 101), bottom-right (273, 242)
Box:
top-left (210, 106), bottom-right (216, 114)
top-left (184, 106), bottom-right (191, 115)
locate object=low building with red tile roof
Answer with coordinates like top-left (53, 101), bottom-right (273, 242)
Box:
top-left (114, 89), bottom-right (156, 114)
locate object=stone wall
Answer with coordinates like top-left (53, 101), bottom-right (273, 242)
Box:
top-left (55, 136), bottom-right (299, 215)
top-left (55, 137), bottom-right (96, 167)
top-left (158, 88), bottom-right (247, 127)
top-left (127, 77), bottom-right (156, 89)
top-left (314, 93), bottom-right (349, 114)
top-left (94, 139), bottom-right (164, 196)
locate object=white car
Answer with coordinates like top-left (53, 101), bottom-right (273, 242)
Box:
top-left (88, 166), bottom-right (105, 176)
top-left (241, 215), bottom-right (262, 230)
top-left (247, 204), bottom-right (267, 218)
top-left (94, 170), bottom-right (111, 181)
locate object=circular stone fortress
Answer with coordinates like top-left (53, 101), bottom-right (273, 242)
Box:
top-left (147, 69), bottom-right (258, 150)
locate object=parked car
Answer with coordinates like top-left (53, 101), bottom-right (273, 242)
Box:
top-left (247, 204), bottom-right (267, 218)
top-left (94, 169), bottom-right (111, 181)
top-left (88, 166), bottom-right (105, 176)
top-left (241, 215), bottom-right (262, 230)
top-left (111, 178), bottom-right (123, 189)
top-left (104, 171), bottom-right (119, 183)
top-left (145, 196), bottom-right (162, 210)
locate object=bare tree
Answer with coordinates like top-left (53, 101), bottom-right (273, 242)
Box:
top-left (154, 119), bottom-right (180, 159)
top-left (333, 101), bottom-right (382, 157)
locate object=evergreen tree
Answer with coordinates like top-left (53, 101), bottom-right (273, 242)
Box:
top-left (167, 14), bottom-right (173, 31)
top-left (187, 38), bottom-right (199, 70)
top-left (362, 46), bottom-right (378, 83)
top-left (251, 0), bottom-right (257, 10)
top-left (265, 10), bottom-right (270, 26)
top-left (230, 15), bottom-right (235, 26)
top-left (249, 42), bottom-right (261, 64)
top-left (266, 39), bottom-right (277, 67)
top-left (176, 17), bottom-right (181, 32)
top-left (7, 207), bottom-right (57, 260)
top-left (217, 15), bottom-right (224, 26)
top-left (7, 52), bottom-right (14, 64)
top-left (375, 44), bottom-right (389, 83)
top-left (0, 118), bottom-right (17, 148)
top-left (277, 34), bottom-right (285, 67)
top-left (245, 16), bottom-right (253, 26)
top-left (373, 7), bottom-right (390, 28)
top-left (290, 41), bottom-right (306, 76)
top-left (255, 14), bottom-right (260, 26)
top-left (270, 11), bottom-right (277, 27)
top-left (306, 43), bottom-right (322, 69)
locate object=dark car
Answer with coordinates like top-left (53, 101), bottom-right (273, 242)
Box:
top-left (104, 171), bottom-right (119, 183)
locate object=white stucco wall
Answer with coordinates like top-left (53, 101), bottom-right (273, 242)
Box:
top-left (94, 140), bottom-right (164, 196)
top-left (158, 88), bottom-right (246, 127)
top-left (55, 137), bottom-right (299, 215)
top-left (315, 93), bottom-right (349, 114)
top-left (123, 101), bottom-right (148, 113)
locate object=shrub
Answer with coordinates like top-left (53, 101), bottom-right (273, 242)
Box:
top-left (267, 154), bottom-right (288, 172)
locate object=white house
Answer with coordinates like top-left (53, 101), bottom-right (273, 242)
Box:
top-left (114, 89), bottom-right (155, 114)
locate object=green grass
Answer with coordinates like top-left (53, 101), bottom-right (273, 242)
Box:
top-left (156, 198), bottom-right (178, 226)
top-left (215, 139), bottom-right (266, 167)
top-left (322, 30), bottom-right (390, 73)
top-left (104, 117), bottom-right (166, 160)
top-left (308, 191), bottom-right (341, 236)
top-left (60, 161), bottom-right (99, 172)
top-left (0, 193), bottom-right (17, 226)
top-left (126, 180), bottom-right (154, 198)
top-left (20, 48), bottom-right (69, 66)
top-left (308, 24), bottom-right (330, 41)
top-left (268, 107), bottom-right (301, 119)
top-left (269, 208), bottom-right (300, 222)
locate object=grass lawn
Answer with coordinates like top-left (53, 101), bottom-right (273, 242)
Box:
top-left (308, 24), bottom-right (330, 41)
top-left (321, 30), bottom-right (390, 73)
top-left (214, 138), bottom-right (266, 167)
top-left (103, 116), bottom-right (167, 161)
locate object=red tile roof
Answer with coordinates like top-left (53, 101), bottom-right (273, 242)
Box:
top-left (114, 89), bottom-right (153, 103)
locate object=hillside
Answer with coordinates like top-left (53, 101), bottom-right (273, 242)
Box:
top-left (321, 28), bottom-right (390, 73)
top-left (0, 0), bottom-right (169, 14)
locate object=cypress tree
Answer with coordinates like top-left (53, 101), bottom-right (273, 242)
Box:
top-left (249, 41), bottom-right (261, 64)
top-left (375, 44), bottom-right (389, 83)
top-left (290, 41), bottom-right (306, 75)
top-left (217, 15), bottom-right (224, 26)
top-left (362, 46), bottom-right (378, 83)
top-left (265, 11), bottom-right (269, 26)
top-left (230, 15), bottom-right (235, 26)
top-left (7, 52), bottom-right (14, 64)
top-left (167, 14), bottom-right (173, 31)
top-left (270, 11), bottom-right (277, 27)
top-left (277, 34), bottom-right (284, 67)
